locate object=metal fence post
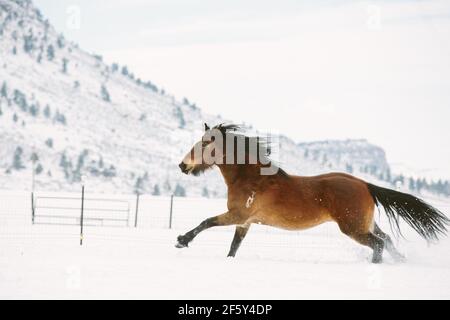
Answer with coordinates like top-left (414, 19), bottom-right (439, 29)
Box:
top-left (31, 192), bottom-right (35, 225)
top-left (169, 194), bottom-right (174, 229)
top-left (134, 193), bottom-right (140, 228)
top-left (80, 185), bottom-right (85, 246)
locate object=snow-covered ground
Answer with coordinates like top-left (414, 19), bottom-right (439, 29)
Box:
top-left (1, 190), bottom-right (450, 299)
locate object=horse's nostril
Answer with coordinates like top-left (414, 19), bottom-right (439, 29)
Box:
top-left (179, 163), bottom-right (186, 171)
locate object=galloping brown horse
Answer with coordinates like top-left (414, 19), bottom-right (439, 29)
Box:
top-left (176, 124), bottom-right (449, 263)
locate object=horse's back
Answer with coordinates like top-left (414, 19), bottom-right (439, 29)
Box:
top-left (254, 172), bottom-right (375, 232)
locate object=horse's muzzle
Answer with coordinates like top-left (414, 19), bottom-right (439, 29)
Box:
top-left (179, 162), bottom-right (189, 174)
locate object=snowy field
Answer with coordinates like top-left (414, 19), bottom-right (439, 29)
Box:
top-left (1, 190), bottom-right (450, 300)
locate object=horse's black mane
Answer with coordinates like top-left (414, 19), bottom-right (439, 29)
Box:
top-left (211, 123), bottom-right (289, 177)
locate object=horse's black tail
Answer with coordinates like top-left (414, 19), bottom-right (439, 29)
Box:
top-left (367, 183), bottom-right (449, 242)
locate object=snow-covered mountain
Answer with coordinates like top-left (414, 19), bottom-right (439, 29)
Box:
top-left (0, 0), bottom-right (448, 198)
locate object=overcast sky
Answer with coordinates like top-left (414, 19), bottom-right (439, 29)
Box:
top-left (34, 0), bottom-right (450, 179)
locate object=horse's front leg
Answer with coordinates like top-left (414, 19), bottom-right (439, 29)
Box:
top-left (227, 225), bottom-right (250, 258)
top-left (175, 211), bottom-right (242, 248)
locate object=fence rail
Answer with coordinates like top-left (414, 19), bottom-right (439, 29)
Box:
top-left (1, 189), bottom-right (449, 250)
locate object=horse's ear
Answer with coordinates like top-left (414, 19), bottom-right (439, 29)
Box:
top-left (204, 123), bottom-right (210, 131)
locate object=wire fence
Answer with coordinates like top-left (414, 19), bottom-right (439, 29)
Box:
top-left (1, 188), bottom-right (450, 256)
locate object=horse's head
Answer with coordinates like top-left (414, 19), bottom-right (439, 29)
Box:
top-left (179, 123), bottom-right (234, 176)
top-left (179, 123), bottom-right (279, 176)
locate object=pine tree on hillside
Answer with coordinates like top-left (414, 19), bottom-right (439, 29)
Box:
top-left (101, 85), bottom-right (111, 102)
top-left (174, 106), bottom-right (186, 128)
top-left (54, 110), bottom-right (66, 125)
top-left (13, 89), bottom-right (27, 111)
top-left (134, 177), bottom-right (145, 194)
top-left (43, 105), bottom-right (51, 118)
top-left (23, 34), bottom-right (34, 53)
top-left (35, 164), bottom-right (43, 175)
top-left (1, 82), bottom-right (7, 98)
top-left (13, 147), bottom-right (25, 170)
top-left (45, 138), bottom-right (53, 148)
top-left (57, 35), bottom-right (65, 49)
top-left (30, 152), bottom-right (39, 164)
top-left (29, 103), bottom-right (40, 117)
top-left (46, 44), bottom-right (55, 61)
top-left (62, 58), bottom-right (68, 73)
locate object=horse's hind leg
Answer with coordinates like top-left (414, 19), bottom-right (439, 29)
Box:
top-left (227, 225), bottom-right (250, 258)
top-left (351, 232), bottom-right (385, 264)
top-left (338, 222), bottom-right (385, 263)
top-left (374, 224), bottom-right (406, 262)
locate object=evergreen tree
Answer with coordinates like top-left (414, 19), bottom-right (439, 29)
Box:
top-left (202, 187), bottom-right (209, 198)
top-left (174, 106), bottom-right (185, 128)
top-left (13, 89), bottom-right (27, 111)
top-left (1, 82), bottom-right (7, 98)
top-left (45, 138), bottom-right (53, 148)
top-left (13, 147), bottom-right (25, 170)
top-left (98, 157), bottom-right (104, 168)
top-left (35, 164), bottom-right (43, 175)
top-left (30, 152), bottom-right (39, 164)
top-left (121, 66), bottom-right (129, 76)
top-left (46, 45), bottom-right (55, 61)
top-left (62, 58), bottom-right (68, 73)
top-left (103, 165), bottom-right (116, 178)
top-left (101, 85), bottom-right (111, 102)
top-left (44, 105), bottom-right (51, 118)
top-left (134, 177), bottom-right (145, 194)
top-left (174, 184), bottom-right (186, 197)
top-left (29, 104), bottom-right (39, 117)
top-left (409, 178), bottom-right (416, 191)
top-left (54, 111), bottom-right (67, 125)
top-left (152, 184), bottom-right (161, 196)
top-left (57, 35), bottom-right (65, 49)
top-left (23, 34), bottom-right (34, 53)
top-left (345, 164), bottom-right (353, 174)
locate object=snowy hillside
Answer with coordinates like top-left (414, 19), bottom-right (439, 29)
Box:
top-left (0, 0), bottom-right (448, 198)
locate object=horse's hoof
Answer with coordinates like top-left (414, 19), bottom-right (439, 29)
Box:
top-left (371, 257), bottom-right (383, 264)
top-left (175, 235), bottom-right (189, 249)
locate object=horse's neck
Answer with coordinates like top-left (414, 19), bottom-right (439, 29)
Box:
top-left (218, 164), bottom-right (262, 187)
